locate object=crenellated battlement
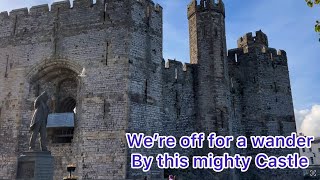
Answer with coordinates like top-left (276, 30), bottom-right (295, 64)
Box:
top-left (0, 0), bottom-right (100, 18)
top-left (228, 30), bottom-right (288, 66)
top-left (136, 0), bottom-right (163, 13)
top-left (29, 5), bottom-right (50, 15)
top-left (187, 0), bottom-right (225, 19)
top-left (0, 0), bottom-right (162, 24)
top-left (228, 46), bottom-right (288, 66)
top-left (10, 8), bottom-right (29, 17)
top-left (164, 59), bottom-right (194, 72)
top-left (163, 59), bottom-right (195, 83)
top-left (0, 0), bottom-right (163, 43)
top-left (51, 0), bottom-right (72, 11)
top-left (237, 30), bottom-right (269, 48)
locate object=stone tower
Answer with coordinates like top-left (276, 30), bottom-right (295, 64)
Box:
top-left (0, 0), bottom-right (164, 179)
top-left (187, 0), bottom-right (231, 136)
top-left (228, 30), bottom-right (301, 179)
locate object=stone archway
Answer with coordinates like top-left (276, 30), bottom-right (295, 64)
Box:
top-left (24, 60), bottom-right (84, 178)
top-left (26, 60), bottom-right (82, 112)
top-left (26, 60), bottom-right (83, 145)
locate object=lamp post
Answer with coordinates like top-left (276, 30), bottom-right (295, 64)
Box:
top-left (63, 164), bottom-right (77, 180)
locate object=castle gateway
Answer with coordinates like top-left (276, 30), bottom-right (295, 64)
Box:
top-left (0, 0), bottom-right (301, 179)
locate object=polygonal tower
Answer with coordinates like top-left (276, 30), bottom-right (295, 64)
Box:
top-left (188, 0), bottom-right (231, 137)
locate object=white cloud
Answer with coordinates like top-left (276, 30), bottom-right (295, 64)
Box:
top-left (295, 105), bottom-right (320, 137)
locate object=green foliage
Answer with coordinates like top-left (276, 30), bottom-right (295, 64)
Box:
top-left (305, 0), bottom-right (320, 40)
top-left (316, 20), bottom-right (320, 33)
top-left (306, 0), bottom-right (320, 7)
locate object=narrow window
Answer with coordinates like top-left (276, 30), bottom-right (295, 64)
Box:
top-left (175, 68), bottom-right (178, 80)
top-left (220, 110), bottom-right (224, 129)
top-left (13, 15), bottom-right (18, 35)
top-left (103, 99), bottom-right (106, 119)
top-left (274, 82), bottom-right (278, 93)
top-left (230, 78), bottom-right (234, 88)
top-left (310, 157), bottom-right (314, 164)
top-left (4, 55), bottom-right (9, 78)
top-left (145, 79), bottom-right (148, 103)
top-left (106, 42), bottom-right (109, 66)
top-left (235, 54), bottom-right (238, 63)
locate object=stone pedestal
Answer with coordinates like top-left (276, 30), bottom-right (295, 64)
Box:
top-left (17, 151), bottom-right (54, 180)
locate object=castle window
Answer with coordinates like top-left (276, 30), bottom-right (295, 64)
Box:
top-left (175, 68), bottom-right (178, 80)
top-left (235, 54), bottom-right (238, 63)
top-left (310, 157), bottom-right (314, 164)
top-left (105, 41), bottom-right (110, 65)
top-left (145, 79), bottom-right (148, 103)
top-left (220, 110), bottom-right (224, 129)
top-left (274, 82), bottom-right (278, 93)
top-left (58, 97), bottom-right (76, 113)
top-left (202, 25), bottom-right (206, 37)
top-left (230, 78), bottom-right (234, 88)
top-left (4, 55), bottom-right (9, 78)
top-left (309, 148), bottom-right (312, 152)
top-left (0, 107), bottom-right (2, 127)
top-left (318, 148), bottom-right (320, 153)
top-left (302, 148), bottom-right (305, 153)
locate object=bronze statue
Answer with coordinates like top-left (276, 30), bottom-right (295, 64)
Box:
top-left (29, 91), bottom-right (50, 151)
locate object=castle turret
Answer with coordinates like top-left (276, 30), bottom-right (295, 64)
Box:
top-left (188, 0), bottom-right (231, 135)
top-left (237, 30), bottom-right (269, 48)
top-left (228, 31), bottom-right (300, 179)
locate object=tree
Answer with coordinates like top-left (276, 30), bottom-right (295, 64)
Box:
top-left (305, 0), bottom-right (320, 40)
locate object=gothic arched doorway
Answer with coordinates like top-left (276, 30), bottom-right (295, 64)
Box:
top-left (27, 61), bottom-right (82, 144)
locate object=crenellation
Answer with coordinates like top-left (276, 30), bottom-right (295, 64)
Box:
top-left (277, 49), bottom-right (287, 58)
top-left (0, 12), bottom-right (9, 20)
top-left (238, 30), bottom-right (269, 48)
top-left (164, 59), bottom-right (194, 73)
top-left (73, 0), bottom-right (94, 8)
top-left (188, 0), bottom-right (225, 19)
top-left (9, 8), bottom-right (29, 17)
top-left (154, 4), bottom-right (163, 13)
top-left (29, 4), bottom-right (50, 15)
top-left (267, 47), bottom-right (277, 56)
top-left (135, 0), bottom-right (163, 14)
top-left (51, 0), bottom-right (72, 12)
top-left (228, 48), bottom-right (249, 58)
top-left (183, 63), bottom-right (194, 72)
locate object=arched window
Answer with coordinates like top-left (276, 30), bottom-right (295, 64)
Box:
top-left (59, 97), bottom-right (76, 113)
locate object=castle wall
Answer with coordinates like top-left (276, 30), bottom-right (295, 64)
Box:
top-left (161, 60), bottom-right (198, 178)
top-left (127, 0), bottom-right (164, 179)
top-left (162, 60), bottom-right (196, 142)
top-left (0, 0), bottom-right (302, 179)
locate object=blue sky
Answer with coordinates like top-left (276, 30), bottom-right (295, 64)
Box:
top-left (0, 0), bottom-right (319, 135)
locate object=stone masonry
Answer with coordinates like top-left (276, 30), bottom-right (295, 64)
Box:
top-left (0, 0), bottom-right (300, 179)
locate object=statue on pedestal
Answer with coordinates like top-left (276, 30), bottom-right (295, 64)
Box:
top-left (29, 91), bottom-right (50, 151)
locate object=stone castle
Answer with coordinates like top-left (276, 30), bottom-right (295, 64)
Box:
top-left (0, 0), bottom-right (300, 179)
